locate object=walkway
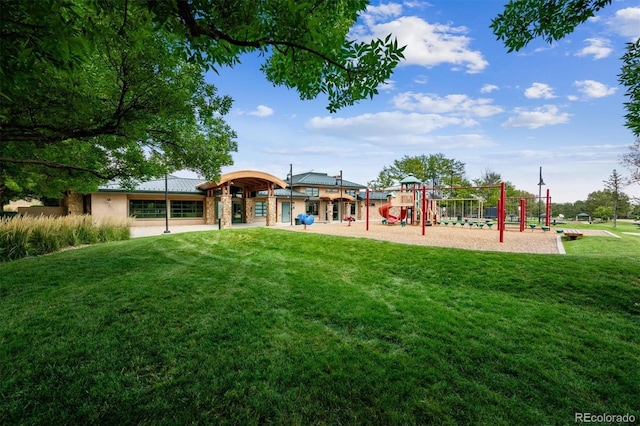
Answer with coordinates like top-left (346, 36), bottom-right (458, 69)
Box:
top-left (130, 222), bottom-right (288, 238)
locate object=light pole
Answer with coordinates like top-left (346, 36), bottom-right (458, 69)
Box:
top-left (164, 172), bottom-right (170, 234)
top-left (538, 166), bottom-right (545, 224)
top-left (287, 163), bottom-right (293, 226)
top-left (335, 170), bottom-right (343, 223)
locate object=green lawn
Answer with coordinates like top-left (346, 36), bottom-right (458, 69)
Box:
top-left (1, 228), bottom-right (639, 425)
top-left (560, 220), bottom-right (640, 256)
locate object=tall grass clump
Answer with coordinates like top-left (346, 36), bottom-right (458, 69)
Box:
top-left (0, 215), bottom-right (131, 262)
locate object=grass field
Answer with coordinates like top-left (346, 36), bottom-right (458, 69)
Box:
top-left (1, 227), bottom-right (638, 425)
top-left (560, 220), bottom-right (640, 256)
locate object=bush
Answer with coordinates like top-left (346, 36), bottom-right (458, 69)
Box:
top-left (0, 215), bottom-right (131, 262)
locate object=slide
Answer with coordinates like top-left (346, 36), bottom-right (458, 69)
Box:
top-left (378, 203), bottom-right (407, 224)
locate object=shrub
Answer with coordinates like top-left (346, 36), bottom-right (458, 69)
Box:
top-left (0, 215), bottom-right (131, 262)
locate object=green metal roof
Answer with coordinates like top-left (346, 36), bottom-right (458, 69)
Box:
top-left (257, 189), bottom-right (307, 198)
top-left (359, 190), bottom-right (389, 201)
top-left (289, 171), bottom-right (366, 189)
top-left (99, 176), bottom-right (205, 194)
top-left (400, 174), bottom-right (423, 184)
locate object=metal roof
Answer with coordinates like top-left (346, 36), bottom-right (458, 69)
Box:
top-left (400, 174), bottom-right (423, 184)
top-left (359, 190), bottom-right (389, 201)
top-left (289, 171), bottom-right (366, 189)
top-left (99, 176), bottom-right (205, 194)
top-left (257, 189), bottom-right (307, 198)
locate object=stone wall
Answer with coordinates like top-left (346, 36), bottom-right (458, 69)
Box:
top-left (205, 197), bottom-right (216, 225)
top-left (64, 191), bottom-right (84, 215)
top-left (266, 196), bottom-right (276, 226)
top-left (221, 194), bottom-right (232, 229)
top-left (245, 198), bottom-right (255, 224)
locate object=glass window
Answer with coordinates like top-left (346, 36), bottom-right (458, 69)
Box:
top-left (306, 202), bottom-right (318, 215)
top-left (255, 201), bottom-right (267, 217)
top-left (346, 189), bottom-right (357, 196)
top-left (305, 188), bottom-right (319, 197)
top-left (129, 200), bottom-right (166, 218)
top-left (171, 200), bottom-right (204, 218)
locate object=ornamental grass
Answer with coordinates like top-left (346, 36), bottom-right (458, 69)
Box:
top-left (0, 215), bottom-right (131, 262)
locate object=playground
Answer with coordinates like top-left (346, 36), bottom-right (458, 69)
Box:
top-left (285, 220), bottom-right (562, 253)
top-left (284, 220), bottom-right (617, 254)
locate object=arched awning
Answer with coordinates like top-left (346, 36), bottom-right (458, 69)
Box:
top-left (320, 193), bottom-right (355, 201)
top-left (197, 170), bottom-right (288, 193)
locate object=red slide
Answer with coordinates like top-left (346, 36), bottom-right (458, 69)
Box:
top-left (378, 203), bottom-right (407, 224)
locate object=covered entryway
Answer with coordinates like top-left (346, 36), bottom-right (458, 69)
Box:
top-left (197, 170), bottom-right (287, 229)
top-left (320, 193), bottom-right (355, 222)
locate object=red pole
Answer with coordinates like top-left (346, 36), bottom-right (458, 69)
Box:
top-left (366, 188), bottom-right (370, 231)
top-left (499, 182), bottom-right (505, 243)
top-left (422, 185), bottom-right (426, 235)
top-left (519, 198), bottom-right (526, 232)
top-left (545, 189), bottom-right (551, 227)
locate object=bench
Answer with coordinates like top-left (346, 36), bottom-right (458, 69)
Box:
top-left (562, 229), bottom-right (583, 240)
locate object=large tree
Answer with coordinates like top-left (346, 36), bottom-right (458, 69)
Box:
top-left (368, 154), bottom-right (466, 194)
top-left (1, 0), bottom-right (404, 207)
top-left (603, 169), bottom-right (627, 226)
top-left (491, 0), bottom-right (639, 137)
top-left (622, 137), bottom-right (640, 191)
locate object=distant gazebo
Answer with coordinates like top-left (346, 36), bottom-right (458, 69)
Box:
top-left (576, 212), bottom-right (591, 222)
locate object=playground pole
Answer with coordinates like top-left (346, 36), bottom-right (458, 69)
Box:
top-left (420, 185), bottom-right (427, 235)
top-left (499, 182), bottom-right (505, 243)
top-left (520, 198), bottom-right (526, 232)
top-left (366, 188), bottom-right (370, 231)
top-left (545, 189), bottom-right (551, 227)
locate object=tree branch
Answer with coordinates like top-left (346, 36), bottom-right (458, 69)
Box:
top-left (175, 0), bottom-right (355, 74)
top-left (0, 124), bottom-right (124, 143)
top-left (0, 157), bottom-right (119, 180)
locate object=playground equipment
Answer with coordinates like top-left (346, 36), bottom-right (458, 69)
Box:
top-left (378, 203), bottom-right (408, 225)
top-left (297, 213), bottom-right (315, 229)
top-left (439, 198), bottom-right (484, 221)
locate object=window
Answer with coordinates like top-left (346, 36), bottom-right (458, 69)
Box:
top-left (346, 189), bottom-right (357, 196)
top-left (255, 201), bottom-right (267, 217)
top-left (305, 187), bottom-right (319, 197)
top-left (129, 200), bottom-right (166, 218)
top-left (306, 202), bottom-right (318, 215)
top-left (171, 200), bottom-right (204, 218)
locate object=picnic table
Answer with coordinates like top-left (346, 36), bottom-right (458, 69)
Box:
top-left (562, 229), bottom-right (584, 240)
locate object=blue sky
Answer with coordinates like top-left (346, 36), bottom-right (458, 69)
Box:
top-left (185, 0), bottom-right (640, 203)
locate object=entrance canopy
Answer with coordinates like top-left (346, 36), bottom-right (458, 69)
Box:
top-left (321, 193), bottom-right (355, 201)
top-left (197, 170), bottom-right (287, 194)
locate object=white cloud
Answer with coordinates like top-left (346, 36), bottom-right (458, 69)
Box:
top-left (247, 105), bottom-right (274, 117)
top-left (573, 80), bottom-right (617, 98)
top-left (378, 80), bottom-right (396, 91)
top-left (524, 83), bottom-right (556, 99)
top-left (607, 7), bottom-right (640, 39)
top-left (306, 111), bottom-right (474, 145)
top-left (480, 84), bottom-right (499, 94)
top-left (575, 37), bottom-right (612, 60)
top-left (392, 92), bottom-right (503, 117)
top-left (363, 3), bottom-right (404, 25)
top-left (413, 75), bottom-right (429, 84)
top-left (502, 105), bottom-right (571, 129)
top-left (354, 14), bottom-right (488, 73)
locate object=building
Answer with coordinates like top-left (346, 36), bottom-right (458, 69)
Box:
top-left (88, 170), bottom-right (388, 229)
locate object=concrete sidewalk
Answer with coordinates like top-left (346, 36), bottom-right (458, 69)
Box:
top-left (130, 222), bottom-right (288, 238)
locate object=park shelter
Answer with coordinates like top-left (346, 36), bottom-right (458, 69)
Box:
top-left (576, 212), bottom-right (591, 222)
